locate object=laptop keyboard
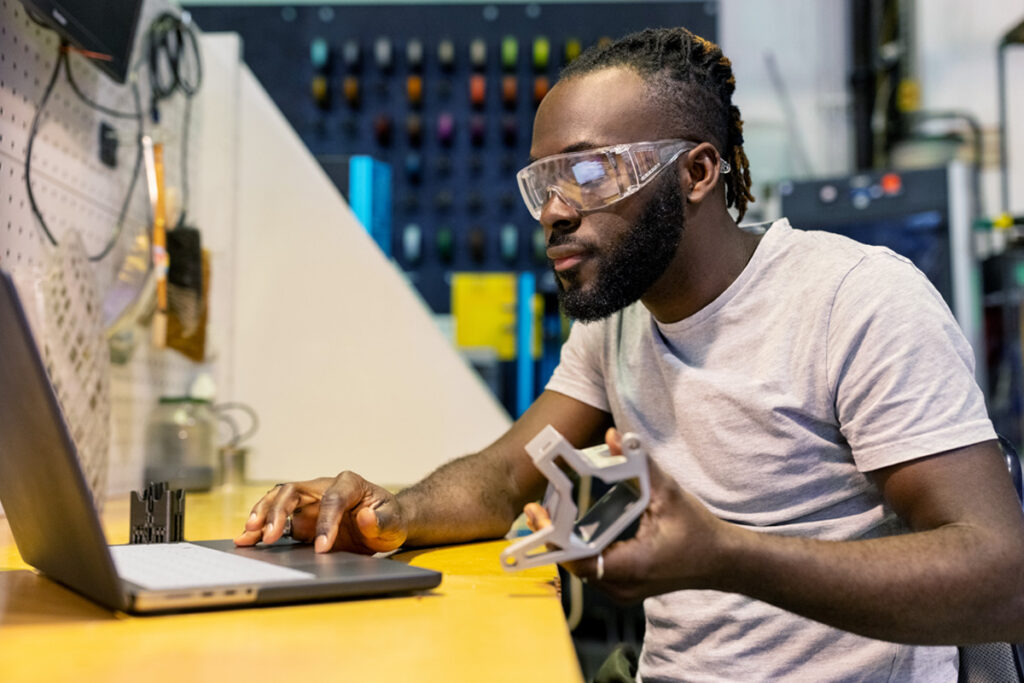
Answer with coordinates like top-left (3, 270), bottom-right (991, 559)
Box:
top-left (109, 542), bottom-right (315, 591)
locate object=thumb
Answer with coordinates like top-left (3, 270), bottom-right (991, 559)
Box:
top-left (605, 427), bottom-right (623, 456)
top-left (356, 506), bottom-right (382, 537)
top-left (355, 503), bottom-right (407, 551)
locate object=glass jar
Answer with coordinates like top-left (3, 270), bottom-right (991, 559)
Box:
top-left (143, 397), bottom-right (217, 491)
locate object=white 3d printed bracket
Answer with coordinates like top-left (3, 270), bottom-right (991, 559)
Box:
top-left (500, 424), bottom-right (650, 572)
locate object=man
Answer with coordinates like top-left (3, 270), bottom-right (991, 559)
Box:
top-left (236, 28), bottom-right (1024, 681)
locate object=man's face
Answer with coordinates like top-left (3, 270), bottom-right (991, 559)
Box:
top-left (528, 68), bottom-right (687, 322)
top-left (553, 170), bottom-right (685, 322)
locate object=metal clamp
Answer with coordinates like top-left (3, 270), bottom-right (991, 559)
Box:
top-left (500, 424), bottom-right (649, 572)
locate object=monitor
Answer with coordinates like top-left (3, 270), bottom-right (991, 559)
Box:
top-left (20, 0), bottom-right (144, 83)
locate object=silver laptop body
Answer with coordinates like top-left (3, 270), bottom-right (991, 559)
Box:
top-left (0, 270), bottom-right (440, 613)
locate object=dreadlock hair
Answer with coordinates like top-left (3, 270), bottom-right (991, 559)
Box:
top-left (560, 27), bottom-right (755, 221)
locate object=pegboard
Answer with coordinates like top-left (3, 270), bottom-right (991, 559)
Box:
top-left (0, 0), bottom-right (221, 500)
top-left (185, 2), bottom-right (718, 314)
top-left (12, 233), bottom-right (111, 509)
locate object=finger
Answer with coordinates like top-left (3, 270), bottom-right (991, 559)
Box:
top-left (233, 528), bottom-right (264, 547)
top-left (262, 483), bottom-right (304, 545)
top-left (288, 506), bottom-right (318, 542)
top-left (599, 537), bottom-right (635, 578)
top-left (524, 502), bottom-right (552, 532)
top-left (570, 538), bottom-right (638, 588)
top-left (563, 553), bottom-right (600, 582)
top-left (605, 427), bottom-right (623, 456)
top-left (243, 485), bottom-right (283, 532)
top-left (522, 502), bottom-right (605, 584)
top-left (315, 472), bottom-right (367, 553)
top-left (592, 539), bottom-right (649, 603)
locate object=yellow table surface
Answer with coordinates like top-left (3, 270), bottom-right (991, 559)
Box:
top-left (0, 485), bottom-right (583, 683)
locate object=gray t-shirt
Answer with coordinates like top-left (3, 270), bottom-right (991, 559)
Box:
top-left (546, 218), bottom-right (996, 682)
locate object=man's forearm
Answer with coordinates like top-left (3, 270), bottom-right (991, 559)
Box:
top-left (390, 391), bottom-right (611, 549)
top-left (396, 451), bottom-right (536, 547)
top-left (712, 522), bottom-right (1024, 644)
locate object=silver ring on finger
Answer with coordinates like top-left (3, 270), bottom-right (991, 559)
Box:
top-left (596, 553), bottom-right (605, 581)
top-left (282, 515), bottom-right (293, 538)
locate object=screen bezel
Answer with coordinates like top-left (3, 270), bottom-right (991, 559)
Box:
top-left (20, 0), bottom-right (145, 83)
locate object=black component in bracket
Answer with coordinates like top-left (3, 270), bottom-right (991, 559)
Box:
top-left (129, 481), bottom-right (185, 543)
top-left (99, 121), bottom-right (118, 168)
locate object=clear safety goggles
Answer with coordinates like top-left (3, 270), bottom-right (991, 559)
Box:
top-left (516, 138), bottom-right (730, 220)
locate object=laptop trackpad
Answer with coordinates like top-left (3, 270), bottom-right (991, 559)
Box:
top-left (195, 538), bottom-right (414, 577)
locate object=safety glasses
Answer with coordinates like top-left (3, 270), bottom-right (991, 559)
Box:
top-left (516, 138), bottom-right (730, 220)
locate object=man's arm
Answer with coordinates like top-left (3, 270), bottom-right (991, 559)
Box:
top-left (393, 390), bottom-right (612, 547)
top-left (235, 390), bottom-right (612, 553)
top-left (571, 438), bottom-right (1024, 645)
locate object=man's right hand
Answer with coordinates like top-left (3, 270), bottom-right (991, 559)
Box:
top-left (233, 472), bottom-right (408, 554)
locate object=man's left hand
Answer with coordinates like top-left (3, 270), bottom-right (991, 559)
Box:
top-left (524, 427), bottom-right (734, 603)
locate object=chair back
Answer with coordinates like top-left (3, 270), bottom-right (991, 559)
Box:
top-left (1000, 435), bottom-right (1024, 504)
top-left (956, 436), bottom-right (1024, 682)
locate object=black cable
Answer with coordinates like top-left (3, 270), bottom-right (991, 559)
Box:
top-left (27, 42), bottom-right (146, 261)
top-left (148, 12), bottom-right (202, 108)
top-left (89, 79), bottom-right (144, 263)
top-left (850, 0), bottom-right (876, 170)
top-left (28, 13), bottom-right (203, 260)
top-left (146, 12), bottom-right (203, 227)
top-left (177, 92), bottom-right (194, 229)
top-left (25, 47), bottom-right (67, 248)
top-left (63, 53), bottom-right (137, 119)
top-left (60, 46), bottom-right (146, 259)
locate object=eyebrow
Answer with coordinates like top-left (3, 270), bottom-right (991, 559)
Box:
top-left (527, 140), bottom-right (603, 165)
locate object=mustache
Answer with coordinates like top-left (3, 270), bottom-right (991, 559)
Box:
top-left (547, 232), bottom-right (594, 251)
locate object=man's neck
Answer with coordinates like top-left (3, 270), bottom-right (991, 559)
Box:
top-left (641, 211), bottom-right (763, 324)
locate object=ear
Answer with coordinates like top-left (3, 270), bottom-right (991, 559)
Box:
top-left (680, 142), bottom-right (725, 206)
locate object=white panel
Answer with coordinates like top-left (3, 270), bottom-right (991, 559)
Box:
top-left (916, 0), bottom-right (1024, 216)
top-left (225, 59), bottom-right (511, 487)
top-left (191, 33), bottom-right (243, 401)
top-left (720, 0), bottom-right (851, 207)
top-left (1009, 47), bottom-right (1024, 217)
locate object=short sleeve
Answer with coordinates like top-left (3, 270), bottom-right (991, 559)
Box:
top-left (827, 252), bottom-right (996, 471)
top-left (545, 318), bottom-right (612, 413)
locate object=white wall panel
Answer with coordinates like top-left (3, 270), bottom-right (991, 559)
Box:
top-left (917, 0), bottom-right (1024, 217)
top-left (721, 0), bottom-right (852, 212)
top-left (215, 45), bottom-right (512, 487)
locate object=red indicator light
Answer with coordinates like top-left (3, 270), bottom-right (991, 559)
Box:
top-left (881, 173), bottom-right (902, 195)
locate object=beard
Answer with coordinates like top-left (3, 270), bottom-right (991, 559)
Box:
top-left (553, 170), bottom-right (686, 323)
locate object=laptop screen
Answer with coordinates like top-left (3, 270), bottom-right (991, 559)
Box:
top-left (0, 271), bottom-right (126, 610)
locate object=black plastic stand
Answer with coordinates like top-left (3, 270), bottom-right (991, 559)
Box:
top-left (129, 482), bottom-right (185, 543)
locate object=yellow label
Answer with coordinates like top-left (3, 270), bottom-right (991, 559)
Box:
top-left (452, 273), bottom-right (518, 360)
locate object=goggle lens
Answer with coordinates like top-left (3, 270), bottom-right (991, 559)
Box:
top-left (516, 139), bottom-right (730, 219)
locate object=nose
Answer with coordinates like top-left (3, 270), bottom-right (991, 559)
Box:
top-left (538, 187), bottom-right (581, 235)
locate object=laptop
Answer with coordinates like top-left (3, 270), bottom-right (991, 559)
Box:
top-left (0, 270), bottom-right (441, 613)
